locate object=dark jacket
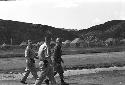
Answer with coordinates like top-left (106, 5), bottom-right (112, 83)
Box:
top-left (53, 45), bottom-right (62, 63)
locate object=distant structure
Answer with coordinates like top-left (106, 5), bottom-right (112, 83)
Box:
top-left (105, 38), bottom-right (115, 46)
top-left (63, 40), bottom-right (71, 48)
top-left (19, 41), bottom-right (27, 46)
top-left (70, 38), bottom-right (81, 48)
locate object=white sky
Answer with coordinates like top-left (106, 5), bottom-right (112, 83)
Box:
top-left (0, 0), bottom-right (124, 30)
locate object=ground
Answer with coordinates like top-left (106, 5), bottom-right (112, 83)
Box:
top-left (1, 51), bottom-right (125, 71)
top-left (0, 69), bottom-right (125, 85)
top-left (0, 51), bottom-right (125, 85)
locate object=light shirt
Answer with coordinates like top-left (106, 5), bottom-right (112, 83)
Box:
top-left (38, 42), bottom-right (50, 61)
top-left (38, 42), bottom-right (52, 68)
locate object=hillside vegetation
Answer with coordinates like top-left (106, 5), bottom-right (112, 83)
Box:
top-left (78, 20), bottom-right (125, 40)
top-left (0, 19), bottom-right (125, 45)
top-left (0, 19), bottom-right (78, 44)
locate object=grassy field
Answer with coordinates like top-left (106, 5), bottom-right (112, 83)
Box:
top-left (63, 45), bottom-right (125, 55)
top-left (0, 46), bottom-right (125, 85)
top-left (0, 46), bottom-right (125, 72)
top-left (1, 45), bottom-right (125, 58)
top-left (0, 51), bottom-right (125, 73)
top-left (1, 47), bottom-right (125, 85)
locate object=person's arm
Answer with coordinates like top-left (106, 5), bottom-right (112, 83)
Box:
top-left (38, 50), bottom-right (43, 61)
top-left (32, 50), bottom-right (39, 59)
top-left (60, 49), bottom-right (64, 63)
top-left (46, 47), bottom-right (53, 64)
top-left (53, 45), bottom-right (63, 63)
top-left (38, 46), bottom-right (46, 61)
top-left (45, 46), bottom-right (51, 58)
top-left (25, 49), bottom-right (31, 62)
top-left (53, 46), bottom-right (58, 60)
top-left (61, 58), bottom-right (64, 63)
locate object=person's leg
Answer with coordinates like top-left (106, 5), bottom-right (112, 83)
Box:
top-left (34, 71), bottom-right (47, 85)
top-left (57, 64), bottom-right (69, 85)
top-left (58, 72), bottom-right (69, 85)
top-left (44, 78), bottom-right (49, 85)
top-left (59, 72), bottom-right (64, 82)
top-left (47, 67), bottom-right (57, 85)
top-left (42, 60), bottom-right (51, 85)
top-left (53, 63), bottom-right (58, 76)
top-left (30, 64), bottom-right (38, 80)
top-left (21, 70), bottom-right (30, 83)
top-left (34, 67), bottom-right (48, 85)
top-left (44, 68), bottom-right (57, 85)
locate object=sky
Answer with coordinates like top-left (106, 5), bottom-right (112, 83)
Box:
top-left (0, 0), bottom-right (124, 30)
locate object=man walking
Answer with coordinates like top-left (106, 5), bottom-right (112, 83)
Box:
top-left (34, 36), bottom-right (57, 85)
top-left (53, 38), bottom-right (69, 85)
top-left (20, 40), bottom-right (38, 84)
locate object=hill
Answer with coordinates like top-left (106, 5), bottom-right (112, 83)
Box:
top-left (0, 19), bottom-right (78, 45)
top-left (0, 19), bottom-right (125, 45)
top-left (78, 20), bottom-right (125, 40)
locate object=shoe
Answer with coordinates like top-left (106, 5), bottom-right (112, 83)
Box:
top-left (61, 82), bottom-right (69, 85)
top-left (20, 81), bottom-right (27, 84)
top-left (44, 79), bottom-right (49, 85)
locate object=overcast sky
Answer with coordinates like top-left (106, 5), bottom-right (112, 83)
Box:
top-left (0, 0), bottom-right (124, 30)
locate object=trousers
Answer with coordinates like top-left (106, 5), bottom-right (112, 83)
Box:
top-left (54, 62), bottom-right (64, 80)
top-left (21, 62), bottom-right (38, 82)
top-left (34, 62), bottom-right (57, 85)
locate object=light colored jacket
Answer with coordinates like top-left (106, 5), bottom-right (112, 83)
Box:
top-left (38, 43), bottom-right (52, 68)
top-left (38, 43), bottom-right (48, 60)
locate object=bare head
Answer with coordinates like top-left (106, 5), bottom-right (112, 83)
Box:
top-left (27, 40), bottom-right (33, 48)
top-left (56, 38), bottom-right (62, 45)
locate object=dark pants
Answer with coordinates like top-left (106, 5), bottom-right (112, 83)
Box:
top-left (44, 62), bottom-right (66, 84)
top-left (54, 63), bottom-right (64, 80)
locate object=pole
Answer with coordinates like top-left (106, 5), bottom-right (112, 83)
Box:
top-left (11, 38), bottom-right (12, 45)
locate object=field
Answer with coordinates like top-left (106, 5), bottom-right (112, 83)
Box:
top-left (1, 47), bottom-right (125, 85)
top-left (0, 52), bottom-right (125, 70)
top-left (0, 46), bottom-right (125, 71)
top-left (1, 51), bottom-right (125, 72)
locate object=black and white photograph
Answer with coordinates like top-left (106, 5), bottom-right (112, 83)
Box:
top-left (0, 0), bottom-right (125, 85)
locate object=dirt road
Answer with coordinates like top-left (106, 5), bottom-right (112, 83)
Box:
top-left (0, 69), bottom-right (125, 85)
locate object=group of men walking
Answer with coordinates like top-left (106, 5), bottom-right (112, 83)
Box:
top-left (20, 35), bottom-right (69, 85)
